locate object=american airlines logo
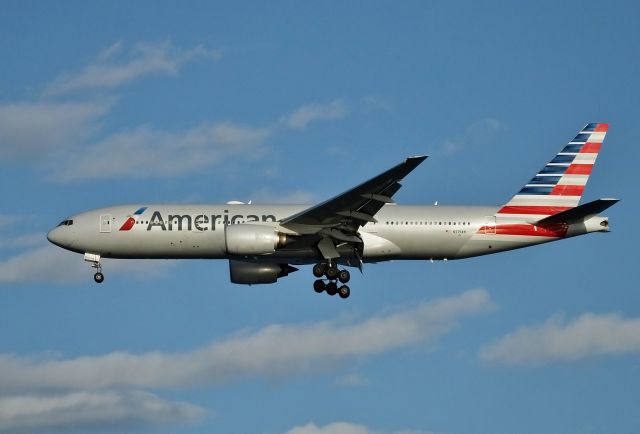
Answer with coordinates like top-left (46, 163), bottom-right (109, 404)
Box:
top-left (119, 207), bottom-right (147, 231)
top-left (121, 208), bottom-right (277, 232)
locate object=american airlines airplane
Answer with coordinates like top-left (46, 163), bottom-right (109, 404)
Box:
top-left (48, 123), bottom-right (617, 299)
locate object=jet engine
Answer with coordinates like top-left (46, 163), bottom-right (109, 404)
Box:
top-left (224, 224), bottom-right (288, 256)
top-left (228, 260), bottom-right (298, 284)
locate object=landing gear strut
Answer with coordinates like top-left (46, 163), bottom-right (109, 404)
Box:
top-left (84, 253), bottom-right (105, 284)
top-left (311, 262), bottom-right (351, 299)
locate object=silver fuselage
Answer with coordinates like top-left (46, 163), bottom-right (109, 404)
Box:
top-left (47, 203), bottom-right (609, 265)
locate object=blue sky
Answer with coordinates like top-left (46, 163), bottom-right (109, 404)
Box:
top-left (1, 1), bottom-right (639, 433)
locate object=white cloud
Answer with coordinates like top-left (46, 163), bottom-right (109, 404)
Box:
top-left (439, 118), bottom-right (504, 155)
top-left (281, 421), bottom-right (435, 434)
top-left (0, 243), bottom-right (173, 284)
top-left (2, 42), bottom-right (356, 182)
top-left (479, 312), bottom-right (640, 366)
top-left (44, 41), bottom-right (222, 96)
top-left (283, 422), bottom-right (372, 434)
top-left (0, 289), bottom-right (492, 391)
top-left (0, 244), bottom-right (86, 284)
top-left (54, 121), bottom-right (270, 180)
top-left (48, 98), bottom-right (358, 179)
top-left (362, 95), bottom-right (393, 113)
top-left (0, 233), bottom-right (44, 249)
top-left (282, 100), bottom-right (349, 129)
top-left (0, 100), bottom-right (112, 161)
top-left (0, 390), bottom-right (204, 433)
top-left (0, 291), bottom-right (480, 432)
top-left (0, 215), bottom-right (16, 230)
top-left (250, 188), bottom-right (316, 204)
top-left (334, 373), bottom-right (370, 388)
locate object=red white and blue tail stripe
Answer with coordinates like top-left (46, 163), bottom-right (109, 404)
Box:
top-left (497, 123), bottom-right (608, 220)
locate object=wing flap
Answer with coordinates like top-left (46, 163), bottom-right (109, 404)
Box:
top-left (317, 237), bottom-right (340, 259)
top-left (361, 193), bottom-right (394, 203)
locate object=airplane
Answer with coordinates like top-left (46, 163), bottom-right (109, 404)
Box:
top-left (47, 123), bottom-right (617, 299)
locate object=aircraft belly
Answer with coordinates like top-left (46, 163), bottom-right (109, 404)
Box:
top-left (377, 229), bottom-right (468, 259)
top-left (455, 234), bottom-right (558, 258)
top-left (96, 230), bottom-right (228, 259)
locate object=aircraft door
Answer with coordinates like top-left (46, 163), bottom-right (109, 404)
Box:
top-left (100, 214), bottom-right (112, 233)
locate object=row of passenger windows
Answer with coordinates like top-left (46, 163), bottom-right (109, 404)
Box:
top-left (385, 221), bottom-right (472, 226)
top-left (131, 219), bottom-right (473, 227)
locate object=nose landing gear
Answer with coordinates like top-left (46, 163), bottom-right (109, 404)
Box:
top-left (84, 253), bottom-right (105, 284)
top-left (311, 262), bottom-right (351, 299)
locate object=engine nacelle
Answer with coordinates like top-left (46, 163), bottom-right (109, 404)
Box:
top-left (225, 224), bottom-right (288, 256)
top-left (229, 260), bottom-right (298, 284)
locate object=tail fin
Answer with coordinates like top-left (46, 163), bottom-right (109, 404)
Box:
top-left (497, 123), bottom-right (608, 219)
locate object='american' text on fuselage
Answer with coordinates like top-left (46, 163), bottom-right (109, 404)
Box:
top-left (146, 210), bottom-right (277, 232)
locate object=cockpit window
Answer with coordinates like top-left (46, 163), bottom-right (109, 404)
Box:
top-left (57, 219), bottom-right (74, 226)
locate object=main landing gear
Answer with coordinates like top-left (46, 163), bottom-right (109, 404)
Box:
top-left (84, 253), bottom-right (104, 284)
top-left (312, 263), bottom-right (351, 299)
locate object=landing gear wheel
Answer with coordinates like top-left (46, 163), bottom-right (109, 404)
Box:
top-left (326, 266), bottom-right (339, 280)
top-left (338, 285), bottom-right (350, 299)
top-left (312, 263), bottom-right (326, 278)
top-left (338, 269), bottom-right (350, 284)
top-left (326, 281), bottom-right (338, 296)
top-left (94, 272), bottom-right (104, 283)
top-left (313, 279), bottom-right (326, 293)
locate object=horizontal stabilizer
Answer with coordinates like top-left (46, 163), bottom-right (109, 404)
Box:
top-left (537, 198), bottom-right (619, 225)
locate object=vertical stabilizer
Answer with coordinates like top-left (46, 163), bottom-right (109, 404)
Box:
top-left (497, 123), bottom-right (608, 219)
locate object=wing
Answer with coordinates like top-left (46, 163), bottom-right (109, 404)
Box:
top-left (281, 156), bottom-right (427, 242)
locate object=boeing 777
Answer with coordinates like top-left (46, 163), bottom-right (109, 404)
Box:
top-left (47, 123), bottom-right (617, 299)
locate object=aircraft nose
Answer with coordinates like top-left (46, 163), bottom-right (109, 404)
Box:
top-left (47, 227), bottom-right (62, 246)
top-left (47, 226), bottom-right (71, 248)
